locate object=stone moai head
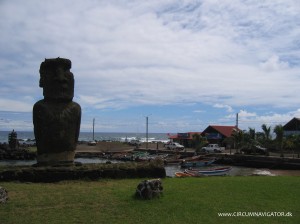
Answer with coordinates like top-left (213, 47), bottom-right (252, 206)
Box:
top-left (39, 58), bottom-right (74, 102)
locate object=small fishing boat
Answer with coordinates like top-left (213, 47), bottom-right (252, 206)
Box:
top-left (182, 155), bottom-right (203, 161)
top-left (187, 167), bottom-right (232, 176)
top-left (133, 152), bottom-right (150, 162)
top-left (181, 158), bottom-right (215, 168)
top-left (183, 170), bottom-right (204, 177)
top-left (175, 172), bottom-right (196, 177)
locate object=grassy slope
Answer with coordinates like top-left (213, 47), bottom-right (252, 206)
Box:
top-left (0, 176), bottom-right (299, 224)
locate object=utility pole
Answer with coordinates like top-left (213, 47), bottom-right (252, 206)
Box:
top-left (146, 116), bottom-right (149, 150)
top-left (145, 114), bottom-right (151, 150)
top-left (92, 118), bottom-right (95, 141)
top-left (236, 113), bottom-right (239, 128)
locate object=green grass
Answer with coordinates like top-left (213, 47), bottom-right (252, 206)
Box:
top-left (0, 176), bottom-right (299, 224)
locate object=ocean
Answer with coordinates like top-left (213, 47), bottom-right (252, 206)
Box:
top-left (0, 131), bottom-right (169, 143)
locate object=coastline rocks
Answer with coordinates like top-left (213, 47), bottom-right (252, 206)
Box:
top-left (136, 179), bottom-right (163, 199)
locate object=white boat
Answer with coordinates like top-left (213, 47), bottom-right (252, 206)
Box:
top-left (186, 167), bottom-right (232, 176)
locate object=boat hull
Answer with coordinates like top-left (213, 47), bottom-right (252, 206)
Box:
top-left (181, 159), bottom-right (215, 168)
top-left (175, 172), bottom-right (194, 177)
top-left (187, 167), bottom-right (232, 176)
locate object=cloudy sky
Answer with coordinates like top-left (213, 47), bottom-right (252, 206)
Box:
top-left (1, 0), bottom-right (300, 133)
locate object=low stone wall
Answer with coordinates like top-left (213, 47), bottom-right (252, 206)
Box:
top-left (0, 148), bottom-right (36, 160)
top-left (215, 154), bottom-right (300, 169)
top-left (0, 160), bottom-right (166, 182)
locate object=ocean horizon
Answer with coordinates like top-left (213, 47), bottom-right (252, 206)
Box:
top-left (0, 130), bottom-right (170, 143)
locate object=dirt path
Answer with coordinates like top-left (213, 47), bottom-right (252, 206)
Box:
top-left (76, 142), bottom-right (133, 153)
top-left (76, 142), bottom-right (178, 153)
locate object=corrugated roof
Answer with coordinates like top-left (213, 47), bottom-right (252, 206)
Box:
top-left (168, 134), bottom-right (178, 139)
top-left (205, 125), bottom-right (239, 138)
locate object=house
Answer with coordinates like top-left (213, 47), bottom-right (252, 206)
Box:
top-left (283, 117), bottom-right (300, 136)
top-left (201, 125), bottom-right (239, 146)
top-left (168, 132), bottom-right (202, 148)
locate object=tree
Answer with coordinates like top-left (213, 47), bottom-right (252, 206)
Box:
top-left (231, 129), bottom-right (244, 153)
top-left (222, 136), bottom-right (234, 154)
top-left (284, 134), bottom-right (300, 158)
top-left (192, 134), bottom-right (208, 153)
top-left (8, 129), bottom-right (18, 150)
top-left (249, 128), bottom-right (256, 140)
top-left (261, 124), bottom-right (271, 141)
top-left (273, 124), bottom-right (284, 157)
top-left (261, 124), bottom-right (272, 149)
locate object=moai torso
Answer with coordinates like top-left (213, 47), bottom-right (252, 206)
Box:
top-left (33, 58), bottom-right (81, 166)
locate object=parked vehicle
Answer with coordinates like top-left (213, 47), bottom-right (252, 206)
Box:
top-left (201, 144), bottom-right (225, 153)
top-left (88, 141), bottom-right (97, 146)
top-left (163, 141), bottom-right (171, 147)
top-left (241, 145), bottom-right (267, 155)
top-left (128, 139), bottom-right (141, 146)
top-left (165, 142), bottom-right (185, 150)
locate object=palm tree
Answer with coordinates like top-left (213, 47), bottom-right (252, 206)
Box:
top-left (249, 128), bottom-right (256, 140)
top-left (273, 124), bottom-right (284, 157)
top-left (231, 129), bottom-right (244, 153)
top-left (248, 128), bottom-right (256, 154)
top-left (261, 124), bottom-right (272, 151)
top-left (261, 124), bottom-right (271, 141)
top-left (192, 134), bottom-right (208, 153)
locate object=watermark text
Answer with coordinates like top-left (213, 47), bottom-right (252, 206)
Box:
top-left (218, 211), bottom-right (293, 217)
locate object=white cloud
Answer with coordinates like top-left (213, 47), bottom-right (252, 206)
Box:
top-left (213, 104), bottom-right (233, 112)
top-left (193, 110), bottom-right (205, 113)
top-left (260, 55), bottom-right (289, 71)
top-left (1, 0), bottom-right (300, 131)
top-left (0, 99), bottom-right (32, 112)
top-left (238, 110), bottom-right (257, 118)
top-left (223, 109), bottom-right (300, 132)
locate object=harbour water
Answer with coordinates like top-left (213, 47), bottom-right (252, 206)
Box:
top-left (0, 131), bottom-right (169, 143)
top-left (1, 131), bottom-right (299, 177)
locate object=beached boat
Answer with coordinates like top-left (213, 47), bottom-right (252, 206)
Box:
top-left (187, 167), bottom-right (232, 176)
top-left (183, 155), bottom-right (203, 162)
top-left (175, 172), bottom-right (196, 177)
top-left (181, 158), bottom-right (215, 168)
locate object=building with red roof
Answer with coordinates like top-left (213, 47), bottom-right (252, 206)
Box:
top-left (168, 125), bottom-right (240, 148)
top-left (201, 125), bottom-right (240, 145)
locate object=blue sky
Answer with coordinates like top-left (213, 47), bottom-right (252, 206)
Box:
top-left (1, 0), bottom-right (300, 133)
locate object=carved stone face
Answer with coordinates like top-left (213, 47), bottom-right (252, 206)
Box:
top-left (39, 58), bottom-right (74, 101)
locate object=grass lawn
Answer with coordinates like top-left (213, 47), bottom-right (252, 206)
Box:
top-left (0, 176), bottom-right (299, 224)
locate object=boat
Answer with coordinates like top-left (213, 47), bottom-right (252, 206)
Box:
top-left (182, 155), bottom-right (203, 162)
top-left (164, 154), bottom-right (183, 164)
top-left (134, 152), bottom-right (151, 162)
top-left (181, 158), bottom-right (215, 168)
top-left (187, 167), bottom-right (232, 176)
top-left (175, 172), bottom-right (197, 177)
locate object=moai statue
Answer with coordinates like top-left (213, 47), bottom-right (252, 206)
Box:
top-left (33, 58), bottom-right (81, 166)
